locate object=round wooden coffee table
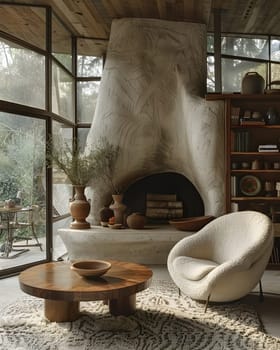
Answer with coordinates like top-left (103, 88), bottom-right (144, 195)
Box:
top-left (19, 260), bottom-right (153, 322)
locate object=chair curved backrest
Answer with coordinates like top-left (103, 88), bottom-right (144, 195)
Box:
top-left (189, 211), bottom-right (272, 263)
top-left (167, 211), bottom-right (273, 302)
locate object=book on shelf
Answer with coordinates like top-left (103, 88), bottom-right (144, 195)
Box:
top-left (231, 176), bottom-right (237, 196)
top-left (258, 150), bottom-right (279, 152)
top-left (258, 144), bottom-right (279, 152)
top-left (146, 193), bottom-right (177, 201)
top-left (240, 118), bottom-right (265, 126)
top-left (270, 246), bottom-right (280, 264)
top-left (234, 131), bottom-right (249, 151)
top-left (231, 107), bottom-right (240, 125)
top-left (258, 149), bottom-right (279, 152)
top-left (258, 144), bottom-right (278, 148)
top-left (146, 200), bottom-right (183, 208)
top-left (146, 207), bottom-right (183, 219)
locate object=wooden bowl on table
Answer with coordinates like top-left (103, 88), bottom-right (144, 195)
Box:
top-left (169, 216), bottom-right (215, 231)
top-left (71, 260), bottom-right (111, 278)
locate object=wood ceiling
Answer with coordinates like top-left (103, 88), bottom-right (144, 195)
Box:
top-left (0, 0), bottom-right (280, 53)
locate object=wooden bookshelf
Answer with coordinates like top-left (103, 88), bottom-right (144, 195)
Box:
top-left (208, 93), bottom-right (280, 269)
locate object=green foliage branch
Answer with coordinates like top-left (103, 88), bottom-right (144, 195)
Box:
top-left (46, 137), bottom-right (119, 188)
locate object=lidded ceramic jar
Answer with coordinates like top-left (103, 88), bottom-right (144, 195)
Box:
top-left (127, 212), bottom-right (146, 229)
top-left (241, 72), bottom-right (265, 94)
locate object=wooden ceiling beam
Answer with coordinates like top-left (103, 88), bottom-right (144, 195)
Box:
top-left (2, 0), bottom-right (280, 39)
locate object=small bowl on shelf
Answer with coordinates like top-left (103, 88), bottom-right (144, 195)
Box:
top-left (169, 216), bottom-right (215, 231)
top-left (100, 221), bottom-right (109, 227)
top-left (71, 260), bottom-right (111, 278)
top-left (108, 223), bottom-right (123, 229)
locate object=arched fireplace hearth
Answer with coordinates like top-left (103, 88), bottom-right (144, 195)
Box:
top-left (123, 172), bottom-right (204, 223)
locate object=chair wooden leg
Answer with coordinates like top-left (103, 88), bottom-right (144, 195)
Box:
top-left (204, 294), bottom-right (211, 313)
top-left (178, 288), bottom-right (181, 297)
top-left (31, 224), bottom-right (43, 251)
top-left (259, 280), bottom-right (264, 302)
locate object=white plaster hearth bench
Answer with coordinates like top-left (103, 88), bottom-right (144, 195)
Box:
top-left (58, 226), bottom-right (194, 265)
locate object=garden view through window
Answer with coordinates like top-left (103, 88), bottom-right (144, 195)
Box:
top-left (0, 112), bottom-right (47, 268)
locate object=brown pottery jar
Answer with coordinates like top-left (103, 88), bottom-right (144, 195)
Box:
top-left (127, 212), bottom-right (146, 229)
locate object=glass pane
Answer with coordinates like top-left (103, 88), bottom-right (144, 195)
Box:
top-left (77, 55), bottom-right (103, 77)
top-left (0, 5), bottom-right (46, 50)
top-left (52, 13), bottom-right (72, 72)
top-left (77, 128), bottom-right (90, 152)
top-left (271, 63), bottom-right (280, 85)
top-left (222, 58), bottom-right (267, 93)
top-left (221, 35), bottom-right (269, 60)
top-left (271, 37), bottom-right (280, 62)
top-left (77, 38), bottom-right (104, 77)
top-left (207, 55), bottom-right (215, 92)
top-left (0, 112), bottom-right (47, 269)
top-left (77, 81), bottom-right (100, 123)
top-left (0, 38), bottom-right (45, 109)
top-left (207, 34), bottom-right (214, 53)
top-left (52, 61), bottom-right (74, 122)
top-left (52, 122), bottom-right (73, 217)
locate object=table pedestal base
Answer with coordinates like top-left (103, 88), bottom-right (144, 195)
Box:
top-left (44, 300), bottom-right (80, 322)
top-left (109, 293), bottom-right (136, 316)
top-left (44, 294), bottom-right (136, 322)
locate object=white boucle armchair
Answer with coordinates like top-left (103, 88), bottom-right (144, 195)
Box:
top-left (167, 211), bottom-right (273, 309)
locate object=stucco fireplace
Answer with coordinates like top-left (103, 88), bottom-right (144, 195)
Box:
top-left (59, 18), bottom-right (225, 264)
top-left (85, 18), bottom-right (225, 224)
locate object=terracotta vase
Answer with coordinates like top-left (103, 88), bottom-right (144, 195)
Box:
top-left (127, 212), bottom-right (146, 229)
top-left (109, 194), bottom-right (127, 225)
top-left (69, 185), bottom-right (91, 229)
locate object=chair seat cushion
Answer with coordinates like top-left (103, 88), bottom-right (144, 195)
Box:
top-left (174, 256), bottom-right (218, 281)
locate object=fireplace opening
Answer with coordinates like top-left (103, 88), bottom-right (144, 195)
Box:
top-left (123, 172), bottom-right (204, 224)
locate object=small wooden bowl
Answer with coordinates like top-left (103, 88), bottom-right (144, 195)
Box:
top-left (169, 216), bottom-right (215, 231)
top-left (71, 260), bottom-right (111, 278)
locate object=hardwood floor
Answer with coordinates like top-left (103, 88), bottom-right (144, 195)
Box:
top-left (0, 265), bottom-right (279, 338)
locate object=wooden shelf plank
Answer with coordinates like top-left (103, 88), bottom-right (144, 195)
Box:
top-left (231, 152), bottom-right (280, 156)
top-left (231, 170), bottom-right (280, 174)
top-left (231, 125), bottom-right (280, 129)
top-left (206, 93), bottom-right (280, 100)
top-left (232, 197), bottom-right (280, 201)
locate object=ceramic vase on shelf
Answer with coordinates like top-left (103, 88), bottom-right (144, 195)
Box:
top-left (109, 194), bottom-right (127, 225)
top-left (265, 107), bottom-right (280, 125)
top-left (69, 185), bottom-right (91, 229)
top-left (241, 72), bottom-right (265, 94)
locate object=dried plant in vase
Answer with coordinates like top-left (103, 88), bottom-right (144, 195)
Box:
top-left (46, 137), bottom-right (119, 229)
top-left (93, 140), bottom-right (121, 195)
top-left (91, 141), bottom-right (127, 225)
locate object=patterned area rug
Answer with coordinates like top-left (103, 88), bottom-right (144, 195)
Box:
top-left (0, 280), bottom-right (279, 350)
